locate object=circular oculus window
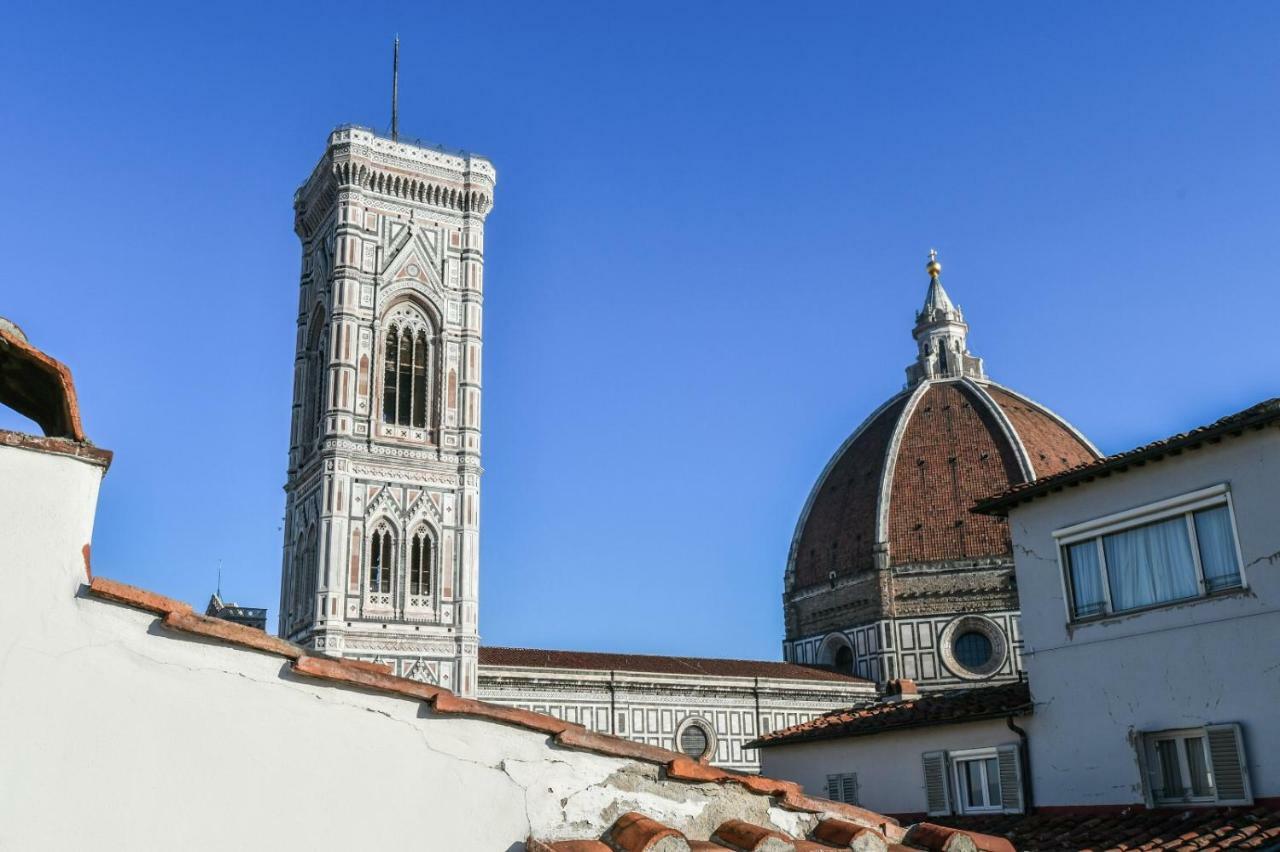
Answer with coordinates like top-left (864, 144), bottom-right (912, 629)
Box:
top-left (939, 615), bottom-right (1008, 679)
top-left (675, 718), bottom-right (716, 762)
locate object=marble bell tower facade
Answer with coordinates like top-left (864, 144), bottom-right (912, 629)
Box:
top-left (280, 125), bottom-right (495, 696)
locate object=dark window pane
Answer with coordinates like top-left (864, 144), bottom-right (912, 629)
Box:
top-left (410, 536), bottom-right (421, 596)
top-left (412, 332), bottom-right (428, 428)
top-left (383, 329), bottom-right (399, 423)
top-left (1194, 506), bottom-right (1242, 592)
top-left (1185, 737), bottom-right (1211, 797)
top-left (679, 725), bottom-right (709, 759)
top-left (397, 330), bottom-right (413, 425)
top-left (954, 632), bottom-right (993, 669)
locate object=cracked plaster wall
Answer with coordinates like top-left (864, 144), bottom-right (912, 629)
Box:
top-left (1007, 427), bottom-right (1280, 806)
top-left (0, 442), bottom-right (809, 851)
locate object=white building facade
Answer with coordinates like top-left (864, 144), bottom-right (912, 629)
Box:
top-left (280, 126), bottom-right (495, 696)
top-left (478, 649), bottom-right (876, 773)
top-left (976, 399), bottom-right (1280, 810)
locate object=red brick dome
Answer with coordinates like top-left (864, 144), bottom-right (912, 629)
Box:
top-left (788, 378), bottom-right (1098, 590)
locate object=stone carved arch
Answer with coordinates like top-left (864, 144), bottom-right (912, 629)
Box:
top-left (817, 632), bottom-right (856, 676)
top-left (363, 514), bottom-right (399, 609)
top-left (366, 486), bottom-right (404, 522)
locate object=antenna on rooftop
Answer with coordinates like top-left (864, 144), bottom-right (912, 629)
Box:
top-left (391, 36), bottom-right (400, 141)
top-left (216, 559), bottom-right (222, 599)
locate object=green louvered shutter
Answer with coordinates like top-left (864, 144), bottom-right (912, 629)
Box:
top-left (997, 744), bottom-right (1024, 813)
top-left (1207, 724), bottom-right (1253, 805)
top-left (922, 751), bottom-right (951, 816)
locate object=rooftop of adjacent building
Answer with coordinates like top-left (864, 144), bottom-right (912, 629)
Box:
top-left (973, 396), bottom-right (1280, 515)
top-left (748, 680), bottom-right (1033, 749)
top-left (480, 646), bottom-right (875, 685)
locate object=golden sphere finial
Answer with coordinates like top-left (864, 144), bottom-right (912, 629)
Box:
top-left (926, 248), bottom-right (941, 278)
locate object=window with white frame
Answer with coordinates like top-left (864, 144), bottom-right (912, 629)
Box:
top-left (825, 772), bottom-right (859, 805)
top-left (921, 745), bottom-right (1023, 817)
top-left (1055, 485), bottom-right (1244, 621)
top-left (1140, 724), bottom-right (1253, 807)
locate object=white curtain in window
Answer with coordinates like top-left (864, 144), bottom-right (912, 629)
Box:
top-left (1067, 541), bottom-right (1106, 616)
top-left (1103, 517), bottom-right (1198, 611)
top-left (1193, 506), bottom-right (1241, 591)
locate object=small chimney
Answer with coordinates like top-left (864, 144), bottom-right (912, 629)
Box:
top-left (884, 678), bottom-right (920, 702)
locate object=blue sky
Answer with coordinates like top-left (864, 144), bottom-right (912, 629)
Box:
top-left (2, 2), bottom-right (1276, 659)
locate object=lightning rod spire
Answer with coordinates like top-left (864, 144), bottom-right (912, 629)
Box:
top-left (391, 36), bottom-right (400, 142)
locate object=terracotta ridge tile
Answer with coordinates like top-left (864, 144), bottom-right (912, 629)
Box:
top-left (527, 839), bottom-right (612, 852)
top-left (322, 656), bottom-right (393, 675)
top-left (712, 818), bottom-right (794, 851)
top-left (433, 691), bottom-right (582, 736)
top-left (292, 653), bottom-right (449, 703)
top-left (554, 727), bottom-right (684, 765)
top-left (815, 817), bottom-right (890, 851)
top-left (0, 429), bottom-right (113, 468)
top-left (666, 756), bottom-right (731, 783)
top-left (726, 772), bottom-right (805, 799)
top-left (162, 611), bottom-right (302, 659)
top-left (778, 791), bottom-right (901, 833)
top-left (609, 812), bottom-right (689, 851)
top-left (903, 823), bottom-right (1013, 852)
top-left (86, 576), bottom-right (193, 616)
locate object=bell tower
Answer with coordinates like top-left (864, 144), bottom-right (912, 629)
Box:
top-left (280, 125), bottom-right (495, 696)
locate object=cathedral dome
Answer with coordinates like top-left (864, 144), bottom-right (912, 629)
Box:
top-left (787, 255), bottom-right (1099, 592)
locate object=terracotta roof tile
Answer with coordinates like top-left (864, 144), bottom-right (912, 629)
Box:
top-left (748, 682), bottom-right (1032, 748)
top-left (480, 646), bottom-right (872, 685)
top-left (904, 822), bottom-right (1014, 852)
top-left (974, 398), bottom-right (1280, 514)
top-left (609, 812), bottom-right (689, 851)
top-left (87, 576), bottom-right (194, 616)
top-left (936, 804), bottom-right (1280, 852)
top-left (535, 812), bottom-right (962, 852)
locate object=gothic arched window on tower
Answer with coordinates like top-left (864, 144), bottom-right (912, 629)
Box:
top-left (382, 321), bottom-right (431, 431)
top-left (408, 527), bottom-right (432, 603)
top-left (368, 521), bottom-right (395, 604)
top-left (303, 310), bottom-right (327, 446)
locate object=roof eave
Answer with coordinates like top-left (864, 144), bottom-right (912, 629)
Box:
top-left (747, 702), bottom-right (1033, 750)
top-left (972, 402), bottom-right (1280, 516)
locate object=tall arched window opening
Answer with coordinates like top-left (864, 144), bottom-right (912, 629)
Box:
top-left (303, 312), bottom-right (326, 445)
top-left (369, 521), bottom-right (395, 596)
top-left (409, 528), bottom-right (432, 597)
top-left (381, 319), bottom-right (431, 430)
top-left (304, 525), bottom-right (318, 617)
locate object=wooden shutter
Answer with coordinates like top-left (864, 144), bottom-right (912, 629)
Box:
top-left (1133, 734), bottom-right (1157, 808)
top-left (1207, 724), bottom-right (1253, 805)
top-left (825, 773), bottom-right (858, 804)
top-left (841, 773), bottom-right (858, 805)
top-left (922, 751), bottom-right (951, 816)
top-left (997, 744), bottom-right (1024, 813)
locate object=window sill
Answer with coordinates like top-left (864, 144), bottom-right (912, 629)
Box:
top-left (1153, 796), bottom-right (1216, 807)
top-left (1069, 584), bottom-right (1248, 627)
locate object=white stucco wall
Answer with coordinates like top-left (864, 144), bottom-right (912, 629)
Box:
top-left (759, 718), bottom-right (1020, 818)
top-left (1007, 426), bottom-right (1280, 807)
top-left (0, 440), bottom-right (823, 851)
